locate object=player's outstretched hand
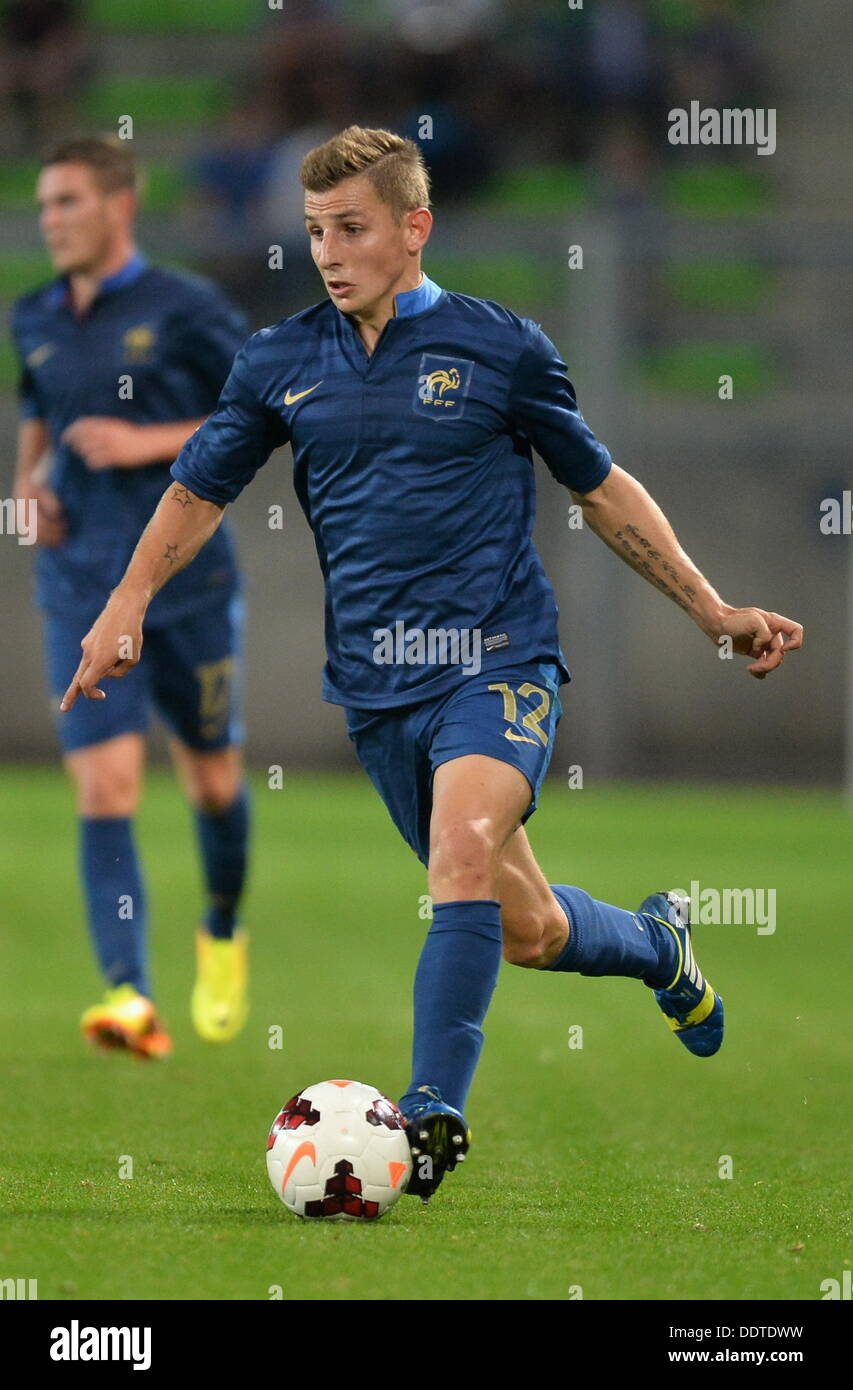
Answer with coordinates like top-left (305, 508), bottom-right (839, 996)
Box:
top-left (715, 607), bottom-right (803, 679)
top-left (60, 594), bottom-right (145, 711)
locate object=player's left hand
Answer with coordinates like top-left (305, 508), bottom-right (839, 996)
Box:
top-left (61, 417), bottom-right (149, 470)
top-left (714, 607), bottom-right (803, 679)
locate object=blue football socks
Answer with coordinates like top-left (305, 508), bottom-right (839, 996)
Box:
top-left (194, 783), bottom-right (250, 940)
top-left (80, 816), bottom-right (149, 996)
top-left (547, 884), bottom-right (678, 986)
top-left (400, 899), bottom-right (503, 1115)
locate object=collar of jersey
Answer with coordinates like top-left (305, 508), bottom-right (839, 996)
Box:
top-left (391, 272), bottom-right (443, 318)
top-left (45, 250), bottom-right (149, 308)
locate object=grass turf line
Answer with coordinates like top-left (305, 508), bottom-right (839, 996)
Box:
top-left (1, 769), bottom-right (849, 1300)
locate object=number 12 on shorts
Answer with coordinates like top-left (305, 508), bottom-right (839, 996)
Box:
top-left (488, 681), bottom-right (551, 746)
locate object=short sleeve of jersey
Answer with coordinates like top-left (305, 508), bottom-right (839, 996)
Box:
top-left (10, 306), bottom-right (44, 421)
top-left (170, 339), bottom-right (289, 504)
top-left (507, 320), bottom-right (612, 494)
top-left (168, 287), bottom-right (249, 401)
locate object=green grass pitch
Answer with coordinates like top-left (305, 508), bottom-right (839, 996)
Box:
top-left (1, 768), bottom-right (849, 1301)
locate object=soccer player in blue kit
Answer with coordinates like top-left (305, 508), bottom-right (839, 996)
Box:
top-left (12, 137), bottom-right (253, 1057)
top-left (62, 128), bottom-right (803, 1194)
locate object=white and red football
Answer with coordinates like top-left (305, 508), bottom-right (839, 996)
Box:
top-left (266, 1079), bottom-right (412, 1220)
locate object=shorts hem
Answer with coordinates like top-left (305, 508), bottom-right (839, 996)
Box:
top-left (429, 743), bottom-right (538, 810)
top-left (56, 717), bottom-right (150, 754)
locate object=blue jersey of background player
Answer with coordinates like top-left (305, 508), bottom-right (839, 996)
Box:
top-left (62, 128), bottom-right (803, 1190)
top-left (11, 136), bottom-right (253, 1057)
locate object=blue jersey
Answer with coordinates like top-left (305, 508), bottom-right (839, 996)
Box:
top-left (11, 252), bottom-right (247, 626)
top-left (171, 273), bottom-right (612, 707)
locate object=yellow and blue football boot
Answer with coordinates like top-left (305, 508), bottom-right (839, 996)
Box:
top-left (191, 927), bottom-right (249, 1043)
top-left (400, 1085), bottom-right (471, 1203)
top-left (639, 891), bottom-right (724, 1057)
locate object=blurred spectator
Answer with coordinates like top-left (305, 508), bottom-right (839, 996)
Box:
top-left (0, 0), bottom-right (89, 153)
top-left (585, 0), bottom-right (665, 126)
top-left (491, 0), bottom-right (593, 163)
top-left (182, 0), bottom-right (768, 311)
top-left (579, 1), bottom-right (666, 182)
top-left (397, 99), bottom-right (493, 204)
top-left (369, 35), bottom-right (497, 201)
top-left (190, 97), bottom-right (279, 247)
top-left (260, 0), bottom-right (358, 133)
top-left (664, 0), bottom-right (760, 129)
top-left (255, 6), bottom-right (361, 314)
top-left (260, 120), bottom-right (341, 314)
top-left (384, 0), bottom-right (497, 54)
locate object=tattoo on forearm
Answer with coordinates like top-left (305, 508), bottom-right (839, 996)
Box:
top-left (171, 485), bottom-right (193, 507)
top-left (164, 543), bottom-right (178, 565)
top-left (614, 526), bottom-right (697, 611)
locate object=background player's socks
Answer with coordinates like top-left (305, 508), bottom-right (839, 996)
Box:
top-left (194, 784), bottom-right (250, 939)
top-left (80, 816), bottom-right (149, 995)
top-left (547, 884), bottom-right (678, 984)
top-left (400, 899), bottom-right (503, 1115)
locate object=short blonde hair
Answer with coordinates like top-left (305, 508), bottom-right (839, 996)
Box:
top-left (300, 125), bottom-right (430, 223)
top-left (39, 134), bottom-right (140, 196)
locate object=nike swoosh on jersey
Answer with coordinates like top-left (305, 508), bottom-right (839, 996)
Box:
top-left (283, 381), bottom-right (323, 405)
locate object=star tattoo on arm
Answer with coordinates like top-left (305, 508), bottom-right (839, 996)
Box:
top-left (164, 543), bottom-right (179, 565)
top-left (171, 485), bottom-right (193, 507)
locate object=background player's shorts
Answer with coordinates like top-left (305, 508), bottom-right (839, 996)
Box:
top-left (42, 594), bottom-right (245, 754)
top-left (345, 660), bottom-right (563, 865)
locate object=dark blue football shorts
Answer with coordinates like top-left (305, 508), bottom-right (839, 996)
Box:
top-left (43, 593), bottom-right (245, 754)
top-left (345, 660), bottom-right (563, 865)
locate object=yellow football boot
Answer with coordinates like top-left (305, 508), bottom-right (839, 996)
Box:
top-left (81, 984), bottom-right (173, 1060)
top-left (191, 927), bottom-right (249, 1042)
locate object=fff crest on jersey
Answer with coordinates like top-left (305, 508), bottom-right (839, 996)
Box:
top-left (26, 342), bottom-right (56, 368)
top-left (122, 324), bottom-right (157, 363)
top-left (414, 354), bottom-right (474, 417)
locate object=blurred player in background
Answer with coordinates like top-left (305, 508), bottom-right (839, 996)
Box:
top-left (11, 136), bottom-right (252, 1057)
top-left (61, 128), bottom-right (802, 1189)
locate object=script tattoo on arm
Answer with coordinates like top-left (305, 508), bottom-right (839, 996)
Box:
top-left (613, 523), bottom-right (698, 613)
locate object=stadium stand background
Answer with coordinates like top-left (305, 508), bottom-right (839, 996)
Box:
top-left (1, 0), bottom-right (847, 783)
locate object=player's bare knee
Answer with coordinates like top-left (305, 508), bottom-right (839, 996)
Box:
top-left (73, 771), bottom-right (138, 818)
top-left (192, 781), bottom-right (238, 815)
top-left (65, 736), bottom-right (144, 818)
top-left (429, 818), bottom-right (499, 899)
top-left (181, 750), bottom-right (241, 814)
